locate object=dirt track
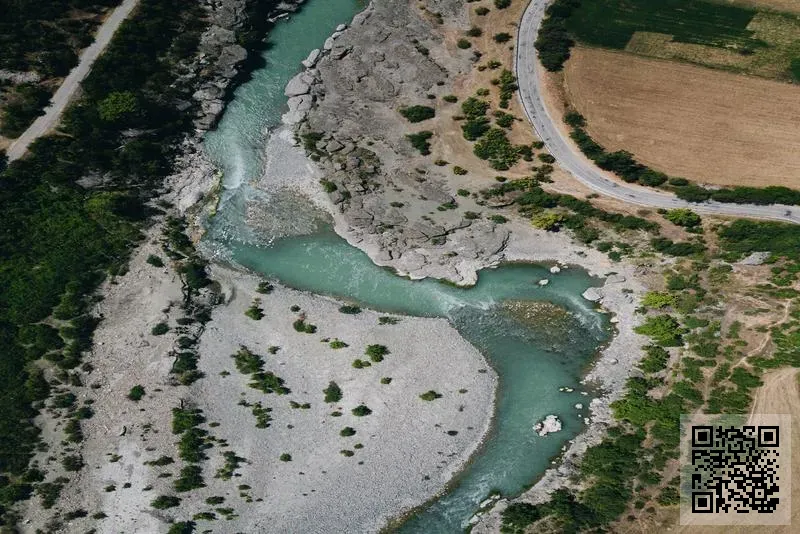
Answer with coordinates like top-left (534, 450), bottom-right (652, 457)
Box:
top-left (6, 0), bottom-right (140, 162)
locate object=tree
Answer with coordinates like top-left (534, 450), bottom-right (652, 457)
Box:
top-left (531, 211), bottom-right (565, 231)
top-left (635, 315), bottom-right (683, 346)
top-left (398, 105), bottom-right (435, 123)
top-left (98, 91), bottom-right (138, 122)
top-left (494, 32), bottom-right (512, 43)
top-left (665, 208), bottom-right (702, 228)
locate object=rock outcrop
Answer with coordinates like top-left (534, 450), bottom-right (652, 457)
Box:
top-left (292, 0), bottom-right (509, 285)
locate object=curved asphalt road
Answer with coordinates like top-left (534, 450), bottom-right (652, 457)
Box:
top-left (6, 0), bottom-right (140, 162)
top-left (515, 0), bottom-right (800, 225)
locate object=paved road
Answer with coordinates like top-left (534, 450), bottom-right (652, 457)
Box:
top-left (6, 0), bottom-right (140, 162)
top-left (515, 0), bottom-right (800, 225)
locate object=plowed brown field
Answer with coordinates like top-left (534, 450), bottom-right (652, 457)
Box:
top-left (563, 46), bottom-right (800, 187)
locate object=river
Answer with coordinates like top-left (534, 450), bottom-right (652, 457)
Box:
top-left (201, 0), bottom-right (610, 531)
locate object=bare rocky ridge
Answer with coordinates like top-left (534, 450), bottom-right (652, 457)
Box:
top-left (294, 0), bottom-right (511, 285)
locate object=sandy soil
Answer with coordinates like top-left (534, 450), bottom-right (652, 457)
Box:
top-left (193, 266), bottom-right (496, 533)
top-left (562, 46), bottom-right (800, 188)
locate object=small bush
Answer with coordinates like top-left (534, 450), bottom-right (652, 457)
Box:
top-left (244, 300), bottom-right (264, 320)
top-left (352, 359), bottom-right (371, 369)
top-left (419, 390), bottom-right (443, 401)
top-left (352, 405), bottom-right (372, 417)
top-left (489, 214), bottom-right (508, 224)
top-left (320, 179), bottom-right (337, 193)
top-left (146, 254), bottom-right (164, 267)
top-left (365, 344), bottom-right (390, 362)
top-left (340, 449), bottom-right (354, 457)
top-left (494, 32), bottom-right (512, 43)
top-left (476, 7), bottom-right (490, 16)
top-left (292, 318), bottom-right (317, 333)
top-left (323, 381), bottom-right (343, 403)
top-left (443, 95), bottom-right (458, 103)
top-left (256, 281), bottom-right (274, 294)
top-left (457, 39), bottom-right (472, 49)
top-left (128, 385), bottom-right (145, 402)
top-left (340, 427), bottom-right (356, 437)
top-left (495, 0), bottom-right (511, 8)
top-left (466, 26), bottom-right (482, 37)
top-left (406, 131), bottom-right (434, 155)
top-left (279, 453), bottom-right (292, 462)
top-left (399, 105), bottom-right (436, 123)
top-left (151, 322), bottom-right (170, 336)
top-left (330, 339), bottom-right (348, 349)
top-left (338, 305), bottom-right (361, 314)
top-left (457, 189), bottom-right (470, 197)
top-left (379, 316), bottom-right (400, 325)
top-left (151, 495), bottom-right (181, 509)
top-left (380, 377), bottom-right (392, 385)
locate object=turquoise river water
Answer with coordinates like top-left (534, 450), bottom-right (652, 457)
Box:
top-left (202, 1), bottom-right (611, 531)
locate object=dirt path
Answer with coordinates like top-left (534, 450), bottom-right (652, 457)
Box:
top-left (6, 0), bottom-right (140, 162)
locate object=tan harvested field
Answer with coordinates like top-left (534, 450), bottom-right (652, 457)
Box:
top-left (711, 0), bottom-right (800, 15)
top-left (563, 46), bottom-right (800, 188)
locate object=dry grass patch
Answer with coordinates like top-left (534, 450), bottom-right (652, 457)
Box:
top-left (624, 12), bottom-right (800, 81)
top-left (710, 0), bottom-right (800, 15)
top-left (563, 46), bottom-right (800, 188)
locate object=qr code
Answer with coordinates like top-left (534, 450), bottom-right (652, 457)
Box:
top-left (680, 414), bottom-right (791, 526)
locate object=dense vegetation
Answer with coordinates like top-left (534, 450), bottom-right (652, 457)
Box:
top-left (535, 0), bottom-right (580, 71)
top-left (565, 0), bottom-right (760, 51)
top-left (0, 0), bottom-right (206, 515)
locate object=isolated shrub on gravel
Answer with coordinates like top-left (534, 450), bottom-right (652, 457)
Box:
top-left (399, 105), bottom-right (435, 123)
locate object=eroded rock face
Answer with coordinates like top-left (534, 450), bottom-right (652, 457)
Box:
top-left (292, 0), bottom-right (510, 284)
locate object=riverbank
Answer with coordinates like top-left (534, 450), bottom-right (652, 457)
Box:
top-left (284, 0), bottom-right (654, 529)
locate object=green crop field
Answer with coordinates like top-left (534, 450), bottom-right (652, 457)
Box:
top-left (565, 0), bottom-right (763, 50)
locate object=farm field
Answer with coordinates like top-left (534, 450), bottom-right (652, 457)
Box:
top-left (565, 0), bottom-right (800, 81)
top-left (563, 46), bottom-right (800, 188)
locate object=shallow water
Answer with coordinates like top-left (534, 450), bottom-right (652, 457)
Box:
top-left (201, 0), bottom-right (611, 531)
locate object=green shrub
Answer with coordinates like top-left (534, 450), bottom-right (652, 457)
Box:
top-left (457, 188), bottom-right (470, 196)
top-left (406, 131), bottom-right (434, 155)
top-left (453, 166), bottom-right (468, 175)
top-left (473, 128), bottom-right (520, 169)
top-left (494, 111), bottom-right (515, 128)
top-left (457, 39), bottom-right (472, 49)
top-left (494, 32), bottom-right (512, 43)
top-left (292, 318), bottom-right (317, 333)
top-left (365, 344), bottom-right (389, 362)
top-left (151, 495), bottom-right (181, 509)
top-left (531, 211), bottom-right (565, 231)
top-left (340, 427), bottom-right (356, 437)
top-left (330, 339), bottom-right (348, 349)
top-left (380, 377), bottom-right (392, 385)
top-left (338, 305), bottom-right (361, 314)
top-left (399, 105), bottom-right (436, 123)
top-left (476, 7), bottom-right (490, 16)
top-left (641, 292), bottom-right (676, 309)
top-left (489, 214), bottom-right (508, 224)
top-left (352, 359), bottom-right (370, 369)
top-left (232, 346), bottom-right (263, 374)
top-left (351, 405), bottom-right (372, 417)
top-left (151, 322), bottom-right (170, 336)
top-left (146, 254), bottom-right (164, 267)
top-left (323, 381), bottom-right (343, 403)
top-left (665, 208), bottom-right (702, 228)
top-left (244, 300), bottom-right (264, 320)
top-left (174, 465), bottom-right (204, 492)
top-left (635, 315), bottom-right (683, 346)
top-left (128, 385), bottom-right (145, 402)
top-left (442, 95), bottom-right (458, 103)
top-left (419, 390), bottom-right (443, 401)
top-left (167, 522), bottom-right (195, 534)
top-left (256, 281), bottom-right (274, 294)
top-left (466, 26), bottom-right (482, 37)
top-left (494, 0), bottom-right (511, 8)
top-left (279, 453), bottom-right (292, 462)
top-left (62, 455), bottom-right (83, 472)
